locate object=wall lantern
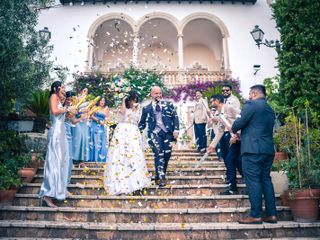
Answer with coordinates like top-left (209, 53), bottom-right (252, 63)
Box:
top-left (250, 25), bottom-right (280, 51)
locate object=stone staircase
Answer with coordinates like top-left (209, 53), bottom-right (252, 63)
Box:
top-left (1, 149), bottom-right (320, 239)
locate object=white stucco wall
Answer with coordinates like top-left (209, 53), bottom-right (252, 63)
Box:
top-left (38, 0), bottom-right (279, 96)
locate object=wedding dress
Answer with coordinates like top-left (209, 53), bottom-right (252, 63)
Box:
top-left (104, 108), bottom-right (151, 195)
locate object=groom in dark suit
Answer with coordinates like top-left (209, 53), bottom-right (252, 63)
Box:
top-left (139, 86), bottom-right (179, 187)
top-left (230, 84), bottom-right (277, 224)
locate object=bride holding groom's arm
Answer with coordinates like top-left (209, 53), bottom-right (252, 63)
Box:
top-left (103, 91), bottom-right (151, 196)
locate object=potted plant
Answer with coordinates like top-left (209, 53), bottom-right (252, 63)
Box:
top-left (0, 131), bottom-right (36, 183)
top-left (281, 103), bottom-right (320, 222)
top-left (24, 89), bottom-right (50, 133)
top-left (0, 165), bottom-right (22, 206)
top-left (273, 129), bottom-right (289, 163)
top-left (16, 153), bottom-right (36, 183)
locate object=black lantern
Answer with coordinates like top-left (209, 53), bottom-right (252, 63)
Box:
top-left (39, 27), bottom-right (51, 42)
top-left (250, 25), bottom-right (280, 51)
top-left (250, 25), bottom-right (264, 47)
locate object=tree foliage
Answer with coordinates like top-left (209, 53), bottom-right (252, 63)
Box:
top-left (73, 67), bottom-right (166, 107)
top-left (272, 0), bottom-right (320, 112)
top-left (0, 0), bottom-right (53, 119)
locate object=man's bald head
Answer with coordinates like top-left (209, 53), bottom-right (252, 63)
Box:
top-left (151, 86), bottom-right (162, 102)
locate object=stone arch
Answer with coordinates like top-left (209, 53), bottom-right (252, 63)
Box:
top-left (86, 13), bottom-right (136, 70)
top-left (87, 13), bottom-right (136, 38)
top-left (180, 13), bottom-right (229, 37)
top-left (136, 12), bottom-right (179, 34)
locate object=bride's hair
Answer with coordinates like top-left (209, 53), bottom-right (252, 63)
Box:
top-left (125, 91), bottom-right (139, 109)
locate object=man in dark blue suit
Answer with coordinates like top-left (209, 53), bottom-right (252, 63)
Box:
top-left (230, 85), bottom-right (277, 224)
top-left (139, 86), bottom-right (179, 187)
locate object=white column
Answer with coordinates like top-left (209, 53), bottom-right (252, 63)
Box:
top-left (222, 35), bottom-right (230, 70)
top-left (87, 39), bottom-right (94, 71)
top-left (178, 34), bottom-right (184, 69)
top-left (132, 33), bottom-right (140, 67)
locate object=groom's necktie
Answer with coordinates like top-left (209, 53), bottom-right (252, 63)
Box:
top-left (155, 102), bottom-right (161, 112)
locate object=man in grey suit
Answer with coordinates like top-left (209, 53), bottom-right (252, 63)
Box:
top-left (230, 85), bottom-right (277, 224)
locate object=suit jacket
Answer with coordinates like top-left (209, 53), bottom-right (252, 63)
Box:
top-left (225, 94), bottom-right (241, 111)
top-left (193, 98), bottom-right (209, 124)
top-left (209, 103), bottom-right (241, 148)
top-left (232, 98), bottom-right (275, 155)
top-left (139, 100), bottom-right (180, 138)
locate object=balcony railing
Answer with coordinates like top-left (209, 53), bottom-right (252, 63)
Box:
top-left (90, 70), bottom-right (232, 87)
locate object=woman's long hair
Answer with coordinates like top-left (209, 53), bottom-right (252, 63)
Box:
top-left (49, 81), bottom-right (62, 98)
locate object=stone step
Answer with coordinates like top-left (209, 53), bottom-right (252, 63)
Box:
top-left (1, 220), bottom-right (319, 239)
top-left (80, 161), bottom-right (221, 168)
top-left (36, 167), bottom-right (230, 177)
top-left (0, 206), bottom-right (292, 223)
top-left (32, 175), bottom-right (242, 185)
top-left (18, 183), bottom-right (247, 196)
top-left (85, 157), bottom-right (219, 162)
top-left (12, 194), bottom-right (282, 209)
top-left (2, 238), bottom-right (320, 240)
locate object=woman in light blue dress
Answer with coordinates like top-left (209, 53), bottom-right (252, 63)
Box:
top-left (39, 81), bottom-right (77, 207)
top-left (72, 88), bottom-right (90, 167)
top-left (89, 97), bottom-right (109, 162)
top-left (64, 91), bottom-right (76, 183)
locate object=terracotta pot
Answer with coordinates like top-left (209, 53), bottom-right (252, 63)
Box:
top-left (289, 189), bottom-right (320, 222)
top-left (18, 168), bottom-right (35, 183)
top-left (274, 151), bottom-right (288, 163)
top-left (0, 188), bottom-right (17, 206)
top-left (280, 190), bottom-right (290, 206)
top-left (27, 153), bottom-right (39, 172)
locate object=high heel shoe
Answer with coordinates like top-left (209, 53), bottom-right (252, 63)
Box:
top-left (40, 197), bottom-right (58, 208)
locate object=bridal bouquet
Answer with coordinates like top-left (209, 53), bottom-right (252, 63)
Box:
top-left (110, 77), bottom-right (132, 107)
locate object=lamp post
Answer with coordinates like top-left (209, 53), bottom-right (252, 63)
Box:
top-left (39, 27), bottom-right (51, 42)
top-left (250, 25), bottom-right (280, 51)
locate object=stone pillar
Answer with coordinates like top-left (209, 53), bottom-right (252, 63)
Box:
top-left (178, 34), bottom-right (184, 69)
top-left (132, 33), bottom-right (140, 67)
top-left (87, 38), bottom-right (94, 71)
top-left (178, 34), bottom-right (184, 84)
top-left (222, 35), bottom-right (230, 70)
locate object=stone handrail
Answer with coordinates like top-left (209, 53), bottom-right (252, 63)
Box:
top-left (84, 70), bottom-right (232, 87)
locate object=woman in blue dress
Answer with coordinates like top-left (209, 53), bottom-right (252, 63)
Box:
top-left (39, 81), bottom-right (77, 207)
top-left (64, 91), bottom-right (76, 183)
top-left (89, 97), bottom-right (109, 162)
top-left (72, 88), bottom-right (90, 167)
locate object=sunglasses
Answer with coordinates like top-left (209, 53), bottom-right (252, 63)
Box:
top-left (222, 89), bottom-right (231, 92)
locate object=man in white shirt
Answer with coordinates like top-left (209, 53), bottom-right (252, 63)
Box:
top-left (193, 90), bottom-right (210, 155)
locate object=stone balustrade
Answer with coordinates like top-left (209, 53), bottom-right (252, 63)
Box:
top-left (86, 69), bottom-right (232, 87)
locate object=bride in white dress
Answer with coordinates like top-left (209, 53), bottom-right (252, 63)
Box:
top-left (104, 91), bottom-right (151, 195)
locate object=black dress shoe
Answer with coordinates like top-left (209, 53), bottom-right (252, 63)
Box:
top-left (262, 216), bottom-right (277, 223)
top-left (220, 188), bottom-right (238, 195)
top-left (156, 179), bottom-right (167, 187)
top-left (200, 149), bottom-right (206, 155)
top-left (238, 217), bottom-right (262, 224)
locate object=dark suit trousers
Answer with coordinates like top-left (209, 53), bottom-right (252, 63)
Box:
top-left (149, 130), bottom-right (173, 180)
top-left (242, 153), bottom-right (277, 218)
top-left (225, 140), bottom-right (241, 190)
top-left (194, 123), bottom-right (207, 152)
top-left (219, 132), bottom-right (242, 187)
